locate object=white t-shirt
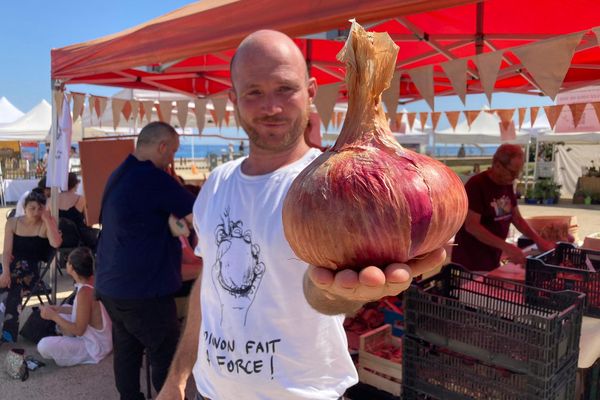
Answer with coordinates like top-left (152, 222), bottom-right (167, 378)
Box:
top-left (192, 148), bottom-right (357, 400)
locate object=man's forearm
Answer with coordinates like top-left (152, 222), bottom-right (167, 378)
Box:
top-left (164, 278), bottom-right (202, 389)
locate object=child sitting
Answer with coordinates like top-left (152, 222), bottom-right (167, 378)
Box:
top-left (37, 247), bottom-right (112, 366)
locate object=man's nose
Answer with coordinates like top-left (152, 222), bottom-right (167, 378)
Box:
top-left (261, 93), bottom-right (283, 115)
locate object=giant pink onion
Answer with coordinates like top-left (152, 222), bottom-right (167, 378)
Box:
top-left (282, 21), bottom-right (468, 270)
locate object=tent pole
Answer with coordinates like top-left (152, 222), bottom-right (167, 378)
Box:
top-left (48, 79), bottom-right (61, 305)
top-left (524, 140), bottom-right (531, 194)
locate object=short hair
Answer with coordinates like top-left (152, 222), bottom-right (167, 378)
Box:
top-left (24, 190), bottom-right (47, 207)
top-left (67, 172), bottom-right (80, 190)
top-left (136, 121), bottom-right (178, 149)
top-left (493, 144), bottom-right (524, 166)
top-left (67, 247), bottom-right (94, 278)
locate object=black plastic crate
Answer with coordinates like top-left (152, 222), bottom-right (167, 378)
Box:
top-left (526, 242), bottom-right (600, 317)
top-left (402, 336), bottom-right (577, 400)
top-left (403, 264), bottom-right (584, 378)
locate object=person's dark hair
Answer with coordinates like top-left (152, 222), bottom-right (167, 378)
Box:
top-left (24, 190), bottom-right (47, 207)
top-left (37, 175), bottom-right (47, 189)
top-left (493, 144), bottom-right (524, 166)
top-left (67, 247), bottom-right (94, 278)
top-left (67, 172), bottom-right (80, 191)
top-left (136, 121), bottom-right (178, 149)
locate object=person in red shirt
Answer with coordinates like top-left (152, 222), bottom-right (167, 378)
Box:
top-left (452, 144), bottom-right (555, 273)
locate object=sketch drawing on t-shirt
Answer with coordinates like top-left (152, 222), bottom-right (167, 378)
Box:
top-left (212, 208), bottom-right (266, 326)
top-left (490, 195), bottom-right (512, 220)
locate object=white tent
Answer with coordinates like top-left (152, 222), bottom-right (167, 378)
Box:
top-left (0, 97), bottom-right (24, 124)
top-left (435, 109), bottom-right (531, 145)
top-left (0, 100), bottom-right (51, 141)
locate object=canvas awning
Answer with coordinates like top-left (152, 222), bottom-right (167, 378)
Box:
top-left (51, 0), bottom-right (600, 105)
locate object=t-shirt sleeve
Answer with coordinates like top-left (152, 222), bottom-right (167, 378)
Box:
top-left (157, 173), bottom-right (196, 218)
top-left (465, 177), bottom-right (485, 215)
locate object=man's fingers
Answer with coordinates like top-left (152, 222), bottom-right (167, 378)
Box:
top-left (406, 248), bottom-right (446, 277)
top-left (307, 265), bottom-right (334, 289)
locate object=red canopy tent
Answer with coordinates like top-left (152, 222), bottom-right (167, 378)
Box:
top-left (51, 0), bottom-right (600, 103)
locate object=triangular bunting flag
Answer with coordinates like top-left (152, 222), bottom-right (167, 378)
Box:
top-left (407, 66), bottom-right (435, 110)
top-left (121, 101), bottom-right (132, 121)
top-left (544, 105), bottom-right (564, 130)
top-left (496, 109), bottom-right (516, 131)
top-left (336, 111), bottom-right (344, 129)
top-left (194, 99), bottom-right (208, 134)
top-left (431, 112), bottom-right (442, 131)
top-left (500, 120), bottom-right (517, 142)
top-left (158, 101), bottom-right (173, 125)
top-left (232, 107), bottom-right (240, 131)
top-left (54, 90), bottom-right (64, 119)
top-left (224, 111), bottom-right (231, 127)
top-left (142, 101), bottom-right (154, 124)
top-left (111, 99), bottom-right (126, 131)
top-left (394, 114), bottom-right (403, 133)
top-left (93, 96), bottom-right (108, 120)
top-left (441, 58), bottom-right (468, 105)
top-left (66, 93), bottom-right (73, 104)
top-left (406, 112), bottom-right (417, 132)
top-left (512, 32), bottom-right (585, 100)
top-left (176, 100), bottom-right (189, 129)
top-left (382, 71), bottom-right (401, 122)
top-left (211, 98), bottom-right (228, 129)
top-left (592, 102), bottom-right (600, 126)
top-left (517, 108), bottom-right (527, 130)
top-left (465, 110), bottom-right (480, 129)
top-left (445, 111), bottom-right (461, 131)
top-left (313, 82), bottom-right (340, 130)
top-left (473, 51), bottom-right (503, 105)
top-left (419, 112), bottom-right (428, 131)
top-left (568, 102), bottom-right (587, 128)
top-left (72, 93), bottom-right (85, 122)
top-left (138, 102), bottom-right (146, 122)
top-left (530, 106), bottom-right (540, 127)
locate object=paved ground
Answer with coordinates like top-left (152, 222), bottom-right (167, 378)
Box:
top-left (0, 201), bottom-right (598, 399)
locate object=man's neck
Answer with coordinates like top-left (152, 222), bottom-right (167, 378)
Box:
top-left (241, 142), bottom-right (311, 176)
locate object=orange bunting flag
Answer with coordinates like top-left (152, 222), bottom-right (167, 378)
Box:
top-left (72, 93), bottom-right (85, 123)
top-left (53, 90), bottom-right (65, 118)
top-left (96, 97), bottom-right (108, 120)
top-left (194, 99), bottom-right (207, 134)
top-left (517, 108), bottom-right (527, 130)
top-left (530, 106), bottom-right (540, 127)
top-left (394, 114), bottom-right (404, 133)
top-left (473, 51), bottom-right (503, 105)
top-left (130, 100), bottom-right (139, 122)
top-left (568, 103), bottom-right (587, 128)
top-left (121, 101), bottom-right (132, 122)
top-left (592, 102), bottom-right (600, 125)
top-left (382, 71), bottom-right (401, 122)
top-left (142, 101), bottom-right (154, 124)
top-left (406, 112), bottom-right (417, 132)
top-left (445, 111), bottom-right (461, 131)
top-left (465, 110), bottom-right (480, 129)
top-left (496, 109), bottom-right (516, 131)
top-left (544, 105), bottom-right (564, 130)
top-left (419, 112), bottom-right (428, 131)
top-left (211, 98), bottom-right (228, 129)
top-left (431, 112), bottom-right (442, 131)
top-left (313, 83), bottom-right (340, 130)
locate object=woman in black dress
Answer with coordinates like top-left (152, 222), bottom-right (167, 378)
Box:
top-left (0, 191), bottom-right (62, 342)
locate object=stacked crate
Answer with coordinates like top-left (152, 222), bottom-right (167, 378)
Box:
top-left (402, 264), bottom-right (584, 400)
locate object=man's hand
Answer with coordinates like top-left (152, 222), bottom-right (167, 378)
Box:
top-left (156, 382), bottom-right (185, 400)
top-left (502, 244), bottom-right (526, 265)
top-left (536, 238), bottom-right (556, 253)
top-left (0, 272), bottom-right (10, 289)
top-left (307, 247), bottom-right (446, 306)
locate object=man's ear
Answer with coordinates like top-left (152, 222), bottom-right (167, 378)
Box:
top-left (228, 88), bottom-right (237, 106)
top-left (307, 77), bottom-right (317, 104)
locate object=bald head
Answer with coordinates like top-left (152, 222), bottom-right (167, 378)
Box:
top-left (230, 30), bottom-right (308, 89)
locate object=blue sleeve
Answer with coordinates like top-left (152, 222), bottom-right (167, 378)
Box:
top-left (156, 172), bottom-right (196, 218)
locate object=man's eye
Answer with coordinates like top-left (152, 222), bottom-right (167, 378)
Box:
top-left (246, 90), bottom-right (262, 96)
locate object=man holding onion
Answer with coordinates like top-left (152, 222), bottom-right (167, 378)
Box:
top-left (158, 29), bottom-right (445, 400)
top-left (452, 144), bottom-right (555, 273)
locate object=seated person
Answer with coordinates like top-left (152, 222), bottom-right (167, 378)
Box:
top-left (0, 191), bottom-right (61, 342)
top-left (58, 172), bottom-right (98, 250)
top-left (37, 247), bottom-right (112, 367)
top-left (15, 176), bottom-right (49, 217)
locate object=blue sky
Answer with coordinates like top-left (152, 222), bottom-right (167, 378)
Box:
top-left (0, 1), bottom-right (552, 117)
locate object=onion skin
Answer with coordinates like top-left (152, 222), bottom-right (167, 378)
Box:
top-left (282, 22), bottom-right (468, 271)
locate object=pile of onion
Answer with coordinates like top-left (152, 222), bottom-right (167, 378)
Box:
top-left (282, 21), bottom-right (468, 270)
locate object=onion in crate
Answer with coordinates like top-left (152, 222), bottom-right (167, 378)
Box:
top-left (282, 21), bottom-right (467, 270)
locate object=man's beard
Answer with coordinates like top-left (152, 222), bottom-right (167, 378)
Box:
top-left (236, 106), bottom-right (310, 152)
